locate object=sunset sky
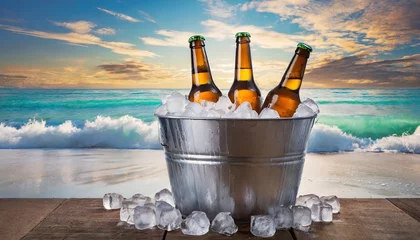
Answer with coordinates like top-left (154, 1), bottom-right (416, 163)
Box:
top-left (0, 0), bottom-right (419, 89)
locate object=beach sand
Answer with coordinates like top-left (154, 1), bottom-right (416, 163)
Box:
top-left (0, 149), bottom-right (418, 198)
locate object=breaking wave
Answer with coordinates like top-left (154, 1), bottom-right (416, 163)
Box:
top-left (0, 116), bottom-right (419, 153)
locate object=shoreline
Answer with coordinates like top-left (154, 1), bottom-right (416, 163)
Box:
top-left (0, 149), bottom-right (418, 198)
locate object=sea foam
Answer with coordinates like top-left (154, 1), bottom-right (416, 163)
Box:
top-left (0, 117), bottom-right (419, 153)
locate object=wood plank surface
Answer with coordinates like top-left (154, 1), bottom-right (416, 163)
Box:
top-left (292, 199), bottom-right (420, 240)
top-left (23, 198), bottom-right (164, 240)
top-left (0, 198), bottom-right (64, 240)
top-left (165, 222), bottom-right (294, 240)
top-left (387, 198), bottom-right (420, 222)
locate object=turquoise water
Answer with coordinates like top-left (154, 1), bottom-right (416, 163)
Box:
top-left (0, 88), bottom-right (419, 152)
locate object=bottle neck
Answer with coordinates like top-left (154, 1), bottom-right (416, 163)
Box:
top-left (279, 48), bottom-right (309, 92)
top-left (191, 42), bottom-right (213, 86)
top-left (234, 37), bottom-right (254, 81)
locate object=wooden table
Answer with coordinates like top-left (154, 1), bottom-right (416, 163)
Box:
top-left (1, 198), bottom-right (419, 239)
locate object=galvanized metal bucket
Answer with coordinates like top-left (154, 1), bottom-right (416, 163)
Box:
top-left (156, 115), bottom-right (315, 220)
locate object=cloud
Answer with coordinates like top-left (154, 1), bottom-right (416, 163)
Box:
top-left (94, 27), bottom-right (116, 35)
top-left (138, 10), bottom-right (156, 23)
top-left (0, 59), bottom-right (189, 88)
top-left (305, 54), bottom-right (420, 88)
top-left (0, 24), bottom-right (157, 58)
top-left (241, 0), bottom-right (420, 52)
top-left (200, 0), bottom-right (239, 19)
top-left (52, 21), bottom-right (96, 34)
top-left (140, 29), bottom-right (195, 47)
top-left (97, 7), bottom-right (140, 22)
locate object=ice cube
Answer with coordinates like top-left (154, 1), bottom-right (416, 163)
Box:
top-left (131, 193), bottom-right (152, 206)
top-left (320, 195), bottom-right (340, 213)
top-left (122, 199), bottom-right (139, 209)
top-left (293, 104), bottom-right (315, 118)
top-left (133, 205), bottom-right (156, 230)
top-left (292, 206), bottom-right (312, 227)
top-left (207, 110), bottom-right (222, 118)
top-left (181, 211), bottom-right (210, 236)
top-left (259, 108), bottom-right (281, 119)
top-left (214, 96), bottom-right (234, 112)
top-left (250, 215), bottom-right (276, 238)
top-left (155, 201), bottom-right (174, 222)
top-left (182, 102), bottom-right (206, 117)
top-left (321, 203), bottom-right (333, 222)
top-left (221, 111), bottom-right (237, 118)
top-left (103, 193), bottom-right (124, 210)
top-left (144, 202), bottom-right (156, 212)
top-left (154, 104), bottom-right (168, 116)
top-left (155, 188), bottom-right (175, 207)
top-left (210, 212), bottom-right (238, 236)
top-left (201, 100), bottom-right (216, 111)
top-left (273, 206), bottom-right (293, 229)
top-left (233, 102), bottom-right (258, 118)
top-left (166, 92), bottom-right (186, 114)
top-left (310, 202), bottom-right (322, 222)
top-left (120, 206), bottom-right (135, 224)
top-left (160, 94), bottom-right (171, 104)
top-left (302, 98), bottom-right (320, 114)
top-left (296, 194), bottom-right (321, 209)
top-left (157, 208), bottom-right (182, 231)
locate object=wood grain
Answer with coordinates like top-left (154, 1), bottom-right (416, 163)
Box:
top-left (165, 222), bottom-right (294, 240)
top-left (293, 198), bottom-right (420, 240)
top-left (0, 198), bottom-right (64, 240)
top-left (388, 198), bottom-right (420, 222)
top-left (23, 199), bottom-right (164, 240)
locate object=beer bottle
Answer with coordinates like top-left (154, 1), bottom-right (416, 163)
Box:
top-left (188, 35), bottom-right (222, 103)
top-left (262, 43), bottom-right (312, 117)
top-left (228, 32), bottom-right (261, 112)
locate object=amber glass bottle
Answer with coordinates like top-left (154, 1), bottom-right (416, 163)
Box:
top-left (228, 32), bottom-right (261, 112)
top-left (188, 35), bottom-right (222, 103)
top-left (262, 43), bottom-right (312, 117)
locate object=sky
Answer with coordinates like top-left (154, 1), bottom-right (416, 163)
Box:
top-left (0, 0), bottom-right (419, 89)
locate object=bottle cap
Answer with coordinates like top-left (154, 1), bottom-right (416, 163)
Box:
top-left (235, 32), bottom-right (251, 38)
top-left (297, 42), bottom-right (313, 52)
top-left (188, 35), bottom-right (205, 43)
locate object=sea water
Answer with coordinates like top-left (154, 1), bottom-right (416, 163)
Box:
top-left (0, 88), bottom-right (419, 153)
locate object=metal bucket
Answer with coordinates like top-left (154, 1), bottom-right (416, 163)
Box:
top-left (156, 115), bottom-right (315, 220)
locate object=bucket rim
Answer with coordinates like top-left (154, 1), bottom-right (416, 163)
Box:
top-left (154, 113), bottom-right (317, 121)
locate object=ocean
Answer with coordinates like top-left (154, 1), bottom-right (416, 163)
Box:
top-left (0, 88), bottom-right (419, 153)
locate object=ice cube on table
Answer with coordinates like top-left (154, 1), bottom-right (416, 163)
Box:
top-left (157, 208), bottom-right (182, 231)
top-left (144, 202), bottom-right (156, 212)
top-left (103, 193), bottom-right (124, 210)
top-left (250, 215), bottom-right (276, 238)
top-left (293, 103), bottom-right (315, 118)
top-left (310, 202), bottom-right (322, 222)
top-left (133, 205), bottom-right (156, 230)
top-left (156, 201), bottom-right (174, 222)
top-left (131, 193), bottom-right (152, 206)
top-left (214, 96), bottom-right (234, 113)
top-left (155, 188), bottom-right (175, 206)
top-left (210, 212), bottom-right (238, 236)
top-left (320, 195), bottom-right (340, 213)
top-left (321, 203), bottom-right (333, 222)
top-left (182, 102), bottom-right (206, 117)
top-left (181, 211), bottom-right (210, 236)
top-left (154, 104), bottom-right (168, 116)
top-left (295, 225), bottom-right (311, 232)
top-left (120, 206), bottom-right (135, 224)
top-left (302, 98), bottom-right (320, 114)
top-left (296, 194), bottom-right (321, 209)
top-left (259, 108), bottom-right (281, 119)
top-left (292, 206), bottom-right (312, 227)
top-left (166, 92), bottom-right (186, 114)
top-left (273, 206), bottom-right (293, 229)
